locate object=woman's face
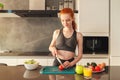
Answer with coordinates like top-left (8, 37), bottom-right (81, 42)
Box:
top-left (60, 14), bottom-right (73, 28)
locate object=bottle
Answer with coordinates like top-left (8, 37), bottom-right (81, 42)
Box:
top-left (59, 2), bottom-right (64, 10)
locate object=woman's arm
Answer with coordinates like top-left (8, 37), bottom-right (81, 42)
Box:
top-left (49, 29), bottom-right (59, 56)
top-left (71, 32), bottom-right (83, 65)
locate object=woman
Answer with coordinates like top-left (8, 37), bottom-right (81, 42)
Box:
top-left (49, 8), bottom-right (83, 68)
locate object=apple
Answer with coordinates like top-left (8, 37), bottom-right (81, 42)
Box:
top-left (24, 59), bottom-right (36, 64)
top-left (101, 62), bottom-right (106, 68)
top-left (98, 64), bottom-right (104, 70)
top-left (75, 65), bottom-right (83, 74)
top-left (98, 62), bottom-right (106, 70)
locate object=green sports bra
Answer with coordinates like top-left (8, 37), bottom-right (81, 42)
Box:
top-left (55, 28), bottom-right (77, 53)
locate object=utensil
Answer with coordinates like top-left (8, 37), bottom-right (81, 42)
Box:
top-left (56, 55), bottom-right (64, 67)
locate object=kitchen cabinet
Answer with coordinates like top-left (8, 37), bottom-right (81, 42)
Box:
top-left (78, 0), bottom-right (109, 36)
top-left (47, 58), bottom-right (54, 66)
top-left (0, 0), bottom-right (77, 17)
top-left (110, 57), bottom-right (120, 66)
top-left (78, 58), bottom-right (109, 66)
top-left (0, 56), bottom-right (109, 66)
top-left (29, 0), bottom-right (45, 10)
top-left (46, 0), bottom-right (75, 10)
top-left (0, 59), bottom-right (17, 66)
top-left (110, 0), bottom-right (120, 66)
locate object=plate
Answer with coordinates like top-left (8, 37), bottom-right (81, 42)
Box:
top-left (92, 68), bottom-right (105, 73)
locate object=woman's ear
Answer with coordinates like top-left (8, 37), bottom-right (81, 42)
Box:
top-left (73, 16), bottom-right (75, 20)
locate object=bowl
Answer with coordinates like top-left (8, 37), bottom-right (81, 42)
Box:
top-left (24, 62), bottom-right (39, 70)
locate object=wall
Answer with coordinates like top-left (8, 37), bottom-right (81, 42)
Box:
top-left (0, 17), bottom-right (62, 54)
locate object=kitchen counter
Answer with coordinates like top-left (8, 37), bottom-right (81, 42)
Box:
top-left (0, 66), bottom-right (119, 80)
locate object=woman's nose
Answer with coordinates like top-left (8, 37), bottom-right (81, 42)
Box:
top-left (64, 21), bottom-right (67, 24)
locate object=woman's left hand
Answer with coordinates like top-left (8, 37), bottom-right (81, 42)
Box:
top-left (63, 61), bottom-right (74, 68)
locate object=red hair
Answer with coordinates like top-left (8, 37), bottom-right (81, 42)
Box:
top-left (59, 8), bottom-right (77, 30)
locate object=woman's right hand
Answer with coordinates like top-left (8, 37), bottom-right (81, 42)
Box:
top-left (51, 47), bottom-right (58, 56)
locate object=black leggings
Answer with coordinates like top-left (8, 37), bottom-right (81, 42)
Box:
top-left (53, 58), bottom-right (76, 68)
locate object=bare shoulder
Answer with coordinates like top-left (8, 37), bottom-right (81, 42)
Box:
top-left (76, 32), bottom-right (83, 44)
top-left (53, 29), bottom-right (60, 36)
top-left (54, 29), bottom-right (60, 34)
top-left (76, 32), bottom-right (83, 39)
top-left (53, 29), bottom-right (60, 39)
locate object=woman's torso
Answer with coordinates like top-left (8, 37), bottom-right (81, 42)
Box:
top-left (55, 28), bottom-right (77, 60)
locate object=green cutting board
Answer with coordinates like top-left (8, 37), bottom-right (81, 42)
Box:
top-left (40, 66), bottom-right (75, 74)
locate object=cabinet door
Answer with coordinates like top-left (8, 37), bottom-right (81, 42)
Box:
top-left (110, 0), bottom-right (120, 56)
top-left (0, 59), bottom-right (17, 66)
top-left (110, 57), bottom-right (120, 66)
top-left (79, 0), bottom-right (109, 34)
top-left (29, 0), bottom-right (45, 10)
top-left (47, 58), bottom-right (54, 66)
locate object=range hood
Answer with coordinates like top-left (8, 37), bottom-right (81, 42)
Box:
top-left (0, 10), bottom-right (78, 17)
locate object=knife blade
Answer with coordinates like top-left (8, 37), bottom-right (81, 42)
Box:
top-left (56, 55), bottom-right (64, 67)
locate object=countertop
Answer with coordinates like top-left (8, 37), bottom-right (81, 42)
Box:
top-left (0, 66), bottom-right (119, 80)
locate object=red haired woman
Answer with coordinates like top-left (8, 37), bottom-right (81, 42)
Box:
top-left (49, 8), bottom-right (83, 68)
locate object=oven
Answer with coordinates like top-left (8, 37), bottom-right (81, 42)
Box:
top-left (83, 36), bottom-right (108, 54)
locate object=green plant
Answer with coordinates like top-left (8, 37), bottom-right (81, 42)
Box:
top-left (0, 3), bottom-right (4, 8)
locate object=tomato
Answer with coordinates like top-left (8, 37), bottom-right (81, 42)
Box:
top-left (95, 66), bottom-right (101, 71)
top-left (58, 65), bottom-right (64, 70)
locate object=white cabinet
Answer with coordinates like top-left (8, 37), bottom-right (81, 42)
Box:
top-left (79, 0), bottom-right (109, 36)
top-left (78, 58), bottom-right (109, 66)
top-left (29, 0), bottom-right (45, 10)
top-left (0, 59), bottom-right (17, 66)
top-left (39, 59), bottom-right (48, 66)
top-left (110, 0), bottom-right (120, 66)
top-left (110, 0), bottom-right (120, 57)
top-left (0, 56), bottom-right (109, 66)
top-left (47, 58), bottom-right (54, 66)
top-left (110, 57), bottom-right (120, 66)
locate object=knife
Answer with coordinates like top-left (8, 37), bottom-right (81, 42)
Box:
top-left (56, 55), bottom-right (65, 67)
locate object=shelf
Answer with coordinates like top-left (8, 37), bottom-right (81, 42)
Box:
top-left (0, 10), bottom-right (78, 17)
top-left (0, 13), bottom-right (20, 17)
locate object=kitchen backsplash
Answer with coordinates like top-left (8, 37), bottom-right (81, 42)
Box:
top-left (0, 0), bottom-right (29, 10)
top-left (0, 17), bottom-right (62, 53)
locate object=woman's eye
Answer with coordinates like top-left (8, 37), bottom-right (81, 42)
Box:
top-left (67, 19), bottom-right (70, 21)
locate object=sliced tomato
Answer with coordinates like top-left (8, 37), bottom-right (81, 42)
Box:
top-left (58, 65), bottom-right (64, 70)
